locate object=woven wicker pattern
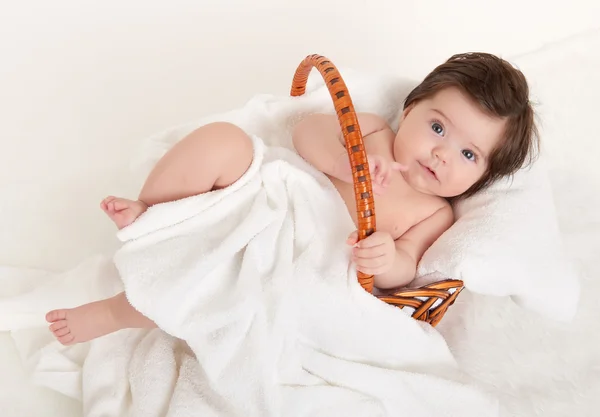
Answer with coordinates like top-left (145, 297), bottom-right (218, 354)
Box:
top-left (377, 280), bottom-right (464, 326)
top-left (290, 54), bottom-right (464, 326)
top-left (292, 54), bottom-right (377, 292)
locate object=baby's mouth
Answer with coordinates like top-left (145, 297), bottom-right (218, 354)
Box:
top-left (419, 162), bottom-right (438, 180)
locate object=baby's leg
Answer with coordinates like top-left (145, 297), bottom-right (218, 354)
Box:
top-left (100, 122), bottom-right (254, 229)
top-left (140, 121), bottom-right (254, 205)
top-left (48, 123), bottom-right (255, 344)
top-left (46, 292), bottom-right (155, 345)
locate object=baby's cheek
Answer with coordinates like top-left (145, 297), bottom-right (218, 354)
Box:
top-left (451, 171), bottom-right (477, 195)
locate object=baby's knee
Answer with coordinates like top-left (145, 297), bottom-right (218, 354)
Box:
top-left (214, 122), bottom-right (253, 158)
top-left (188, 122), bottom-right (252, 156)
top-left (195, 122), bottom-right (253, 187)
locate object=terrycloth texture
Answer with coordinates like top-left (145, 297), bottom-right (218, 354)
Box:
top-left (2, 29), bottom-right (599, 417)
top-left (0, 135), bottom-right (498, 416)
top-left (109, 134), bottom-right (496, 416)
top-left (130, 68), bottom-right (579, 322)
top-left (0, 257), bottom-right (121, 401)
top-left (417, 158), bottom-right (580, 322)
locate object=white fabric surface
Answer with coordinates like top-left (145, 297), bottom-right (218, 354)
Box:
top-left (1, 26), bottom-right (599, 417)
top-left (116, 134), bottom-right (495, 416)
top-left (1, 136), bottom-right (498, 416)
top-left (417, 157), bottom-right (580, 322)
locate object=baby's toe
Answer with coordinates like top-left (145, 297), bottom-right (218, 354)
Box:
top-left (46, 309), bottom-right (67, 323)
top-left (101, 196), bottom-right (115, 207)
top-left (53, 327), bottom-right (71, 337)
top-left (58, 333), bottom-right (75, 346)
top-left (112, 199), bottom-right (129, 211)
top-left (49, 319), bottom-right (68, 332)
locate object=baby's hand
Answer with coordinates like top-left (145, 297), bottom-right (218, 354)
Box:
top-left (334, 154), bottom-right (407, 194)
top-left (367, 155), bottom-right (407, 194)
top-left (346, 230), bottom-right (396, 276)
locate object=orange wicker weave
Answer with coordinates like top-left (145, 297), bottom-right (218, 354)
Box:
top-left (291, 54), bottom-right (464, 326)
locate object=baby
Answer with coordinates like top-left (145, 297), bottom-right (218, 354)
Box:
top-left (46, 52), bottom-right (538, 345)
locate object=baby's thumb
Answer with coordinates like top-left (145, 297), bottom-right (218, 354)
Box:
top-left (346, 231), bottom-right (359, 245)
top-left (367, 155), bottom-right (382, 170)
top-left (391, 161), bottom-right (409, 171)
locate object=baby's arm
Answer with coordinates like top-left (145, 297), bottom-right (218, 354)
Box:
top-left (292, 112), bottom-right (390, 179)
top-left (375, 204), bottom-right (454, 289)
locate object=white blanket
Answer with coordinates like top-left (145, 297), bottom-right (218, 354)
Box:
top-left (1, 133), bottom-right (497, 416)
top-left (3, 29), bottom-right (600, 417)
top-left (111, 135), bottom-right (496, 416)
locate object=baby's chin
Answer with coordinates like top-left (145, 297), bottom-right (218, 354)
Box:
top-left (401, 172), bottom-right (439, 196)
top-left (433, 188), bottom-right (469, 199)
top-left (403, 175), bottom-right (463, 199)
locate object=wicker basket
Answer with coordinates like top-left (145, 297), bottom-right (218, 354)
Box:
top-left (290, 54), bottom-right (464, 326)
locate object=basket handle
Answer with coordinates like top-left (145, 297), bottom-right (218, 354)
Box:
top-left (291, 54), bottom-right (376, 293)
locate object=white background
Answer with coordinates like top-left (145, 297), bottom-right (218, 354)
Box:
top-left (1, 1), bottom-right (599, 415)
top-left (2, 1), bottom-right (600, 272)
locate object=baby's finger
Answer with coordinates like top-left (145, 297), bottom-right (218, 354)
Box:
top-left (382, 170), bottom-right (393, 187)
top-left (368, 156), bottom-right (382, 173)
top-left (356, 234), bottom-right (386, 249)
top-left (391, 162), bottom-right (409, 171)
top-left (353, 255), bottom-right (386, 269)
top-left (353, 246), bottom-right (385, 259)
top-left (354, 264), bottom-right (385, 276)
top-left (368, 160), bottom-right (377, 174)
top-left (346, 231), bottom-right (359, 246)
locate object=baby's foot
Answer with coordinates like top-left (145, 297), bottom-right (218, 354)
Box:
top-left (100, 196), bottom-right (148, 229)
top-left (46, 299), bottom-right (122, 345)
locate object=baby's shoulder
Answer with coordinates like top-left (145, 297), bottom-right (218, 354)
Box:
top-left (355, 112), bottom-right (392, 136)
top-left (409, 193), bottom-right (453, 227)
top-left (421, 196), bottom-right (454, 232)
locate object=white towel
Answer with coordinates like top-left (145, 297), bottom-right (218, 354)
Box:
top-left (0, 71), bottom-right (498, 417)
top-left (101, 134), bottom-right (496, 416)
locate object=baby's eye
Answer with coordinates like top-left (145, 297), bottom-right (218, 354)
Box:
top-left (431, 121), bottom-right (445, 136)
top-left (462, 149), bottom-right (476, 161)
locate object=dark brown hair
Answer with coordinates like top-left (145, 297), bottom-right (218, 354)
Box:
top-left (404, 52), bottom-right (539, 198)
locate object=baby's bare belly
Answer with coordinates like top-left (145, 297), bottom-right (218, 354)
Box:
top-left (328, 176), bottom-right (424, 240)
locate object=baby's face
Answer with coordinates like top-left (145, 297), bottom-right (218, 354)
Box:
top-left (393, 87), bottom-right (505, 198)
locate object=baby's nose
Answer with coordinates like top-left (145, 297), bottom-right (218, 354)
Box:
top-left (433, 146), bottom-right (449, 164)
